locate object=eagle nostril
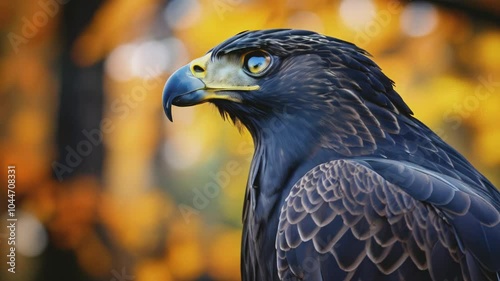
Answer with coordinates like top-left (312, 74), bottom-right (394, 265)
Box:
top-left (193, 65), bottom-right (205, 73)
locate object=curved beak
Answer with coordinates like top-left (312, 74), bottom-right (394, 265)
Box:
top-left (162, 55), bottom-right (260, 122)
top-left (162, 65), bottom-right (206, 121)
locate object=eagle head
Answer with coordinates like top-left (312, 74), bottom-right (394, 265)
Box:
top-left (163, 29), bottom-right (412, 153)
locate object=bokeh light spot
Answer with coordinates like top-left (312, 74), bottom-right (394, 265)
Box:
top-left (16, 211), bottom-right (48, 257)
top-left (130, 40), bottom-right (171, 79)
top-left (287, 11), bottom-right (324, 33)
top-left (106, 38), bottom-right (188, 81)
top-left (401, 2), bottom-right (438, 37)
top-left (105, 43), bottom-right (137, 81)
top-left (339, 0), bottom-right (376, 30)
top-left (164, 0), bottom-right (202, 30)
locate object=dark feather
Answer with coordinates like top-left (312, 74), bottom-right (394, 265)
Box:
top-left (276, 160), bottom-right (499, 281)
top-left (179, 29), bottom-right (500, 281)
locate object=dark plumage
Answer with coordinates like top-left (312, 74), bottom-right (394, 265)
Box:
top-left (162, 29), bottom-right (500, 281)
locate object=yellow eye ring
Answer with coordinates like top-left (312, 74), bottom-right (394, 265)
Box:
top-left (242, 50), bottom-right (272, 76)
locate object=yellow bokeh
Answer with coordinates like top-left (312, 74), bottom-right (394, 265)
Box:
top-left (1, 0), bottom-right (499, 280)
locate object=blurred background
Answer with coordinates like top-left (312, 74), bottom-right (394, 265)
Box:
top-left (0, 0), bottom-right (499, 280)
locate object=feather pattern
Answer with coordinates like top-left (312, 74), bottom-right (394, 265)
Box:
top-left (276, 160), bottom-right (500, 280)
top-left (170, 29), bottom-right (500, 281)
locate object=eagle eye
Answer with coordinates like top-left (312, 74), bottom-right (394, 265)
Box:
top-left (242, 50), bottom-right (272, 76)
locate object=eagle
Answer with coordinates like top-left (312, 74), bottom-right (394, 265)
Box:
top-left (162, 29), bottom-right (500, 281)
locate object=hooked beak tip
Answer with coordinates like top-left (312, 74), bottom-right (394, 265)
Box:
top-left (162, 64), bottom-right (205, 122)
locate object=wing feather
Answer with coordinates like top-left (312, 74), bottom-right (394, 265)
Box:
top-left (276, 159), bottom-right (500, 280)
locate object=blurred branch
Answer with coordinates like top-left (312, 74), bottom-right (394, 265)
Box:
top-left (408, 0), bottom-right (500, 26)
